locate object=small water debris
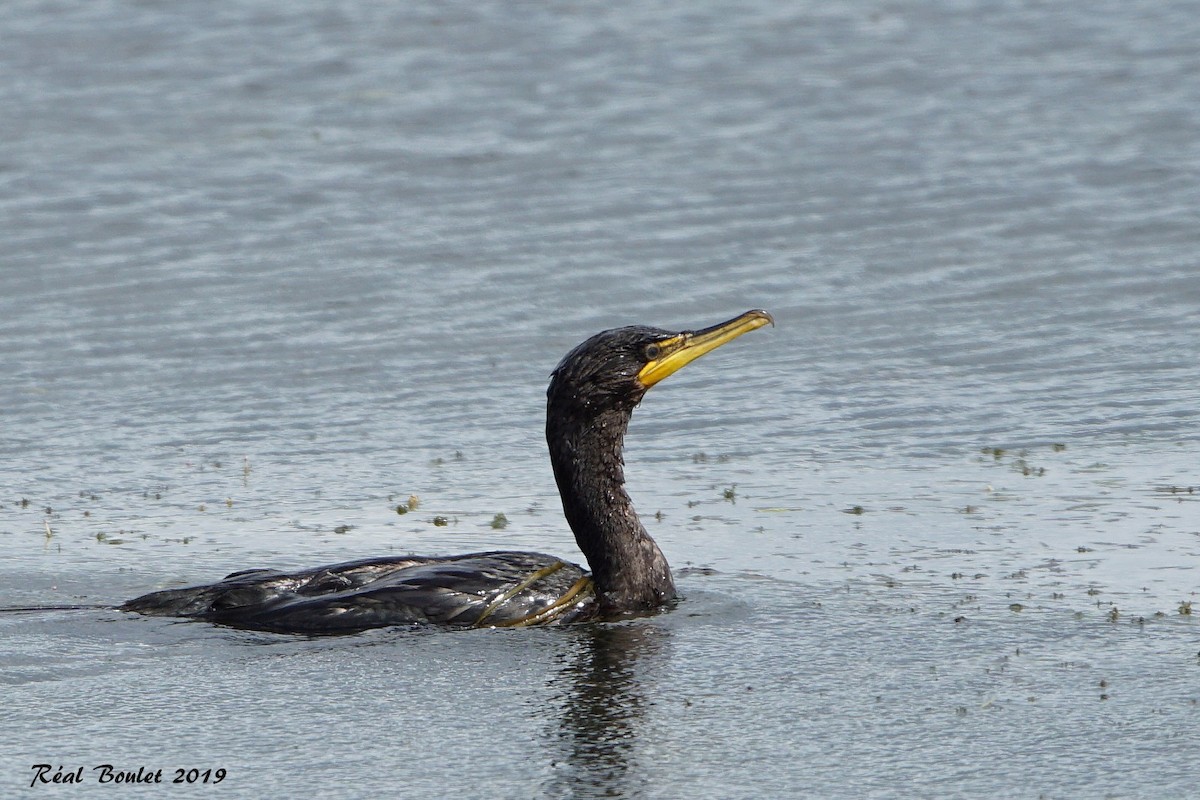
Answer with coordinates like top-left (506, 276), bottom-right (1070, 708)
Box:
top-left (490, 513), bottom-right (508, 530)
top-left (981, 445), bottom-right (1064, 476)
top-left (1012, 454), bottom-right (1045, 477)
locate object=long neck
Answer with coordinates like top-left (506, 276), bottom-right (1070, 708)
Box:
top-left (547, 404), bottom-right (676, 614)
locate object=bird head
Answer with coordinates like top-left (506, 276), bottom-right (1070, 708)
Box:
top-left (547, 309), bottom-right (774, 415)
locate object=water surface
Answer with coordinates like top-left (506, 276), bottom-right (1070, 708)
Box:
top-left (2, 1), bottom-right (1198, 797)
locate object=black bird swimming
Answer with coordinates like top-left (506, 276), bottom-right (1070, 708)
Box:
top-left (123, 310), bottom-right (773, 634)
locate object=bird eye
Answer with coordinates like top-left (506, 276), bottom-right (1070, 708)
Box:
top-left (644, 343), bottom-right (662, 361)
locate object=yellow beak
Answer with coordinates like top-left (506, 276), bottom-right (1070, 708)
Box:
top-left (636, 309), bottom-right (774, 389)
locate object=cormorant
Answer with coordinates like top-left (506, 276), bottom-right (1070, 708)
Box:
top-left (122, 310), bottom-right (773, 633)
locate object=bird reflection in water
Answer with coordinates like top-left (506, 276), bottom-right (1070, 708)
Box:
top-left (543, 622), bottom-right (668, 798)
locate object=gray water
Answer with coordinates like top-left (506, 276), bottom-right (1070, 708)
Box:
top-left (2, 1), bottom-right (1199, 797)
